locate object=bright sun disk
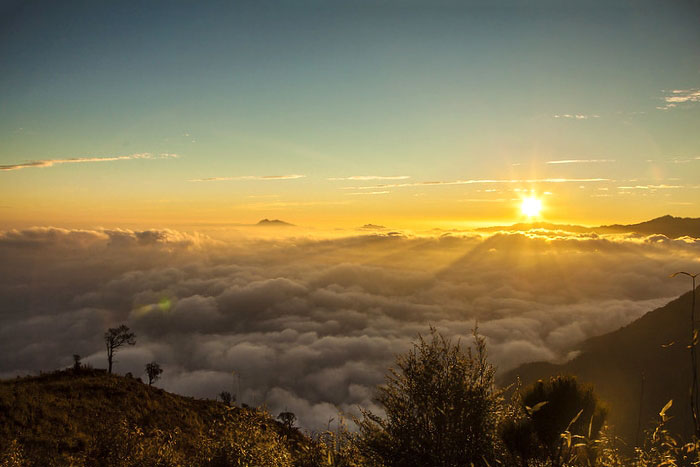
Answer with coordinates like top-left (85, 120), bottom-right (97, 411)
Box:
top-left (521, 196), bottom-right (542, 217)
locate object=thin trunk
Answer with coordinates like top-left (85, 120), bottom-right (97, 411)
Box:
top-left (107, 344), bottom-right (113, 374)
top-left (635, 370), bottom-right (645, 447)
top-left (692, 277), bottom-right (699, 437)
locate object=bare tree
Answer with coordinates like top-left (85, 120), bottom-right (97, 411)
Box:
top-left (277, 411), bottom-right (296, 429)
top-left (104, 325), bottom-right (136, 374)
top-left (219, 391), bottom-right (234, 407)
top-left (145, 361), bottom-right (163, 386)
top-left (72, 354), bottom-right (82, 372)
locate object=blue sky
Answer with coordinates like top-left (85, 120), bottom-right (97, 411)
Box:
top-left (1, 0), bottom-right (699, 228)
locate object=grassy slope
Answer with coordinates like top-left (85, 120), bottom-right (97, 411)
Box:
top-left (0, 369), bottom-right (311, 465)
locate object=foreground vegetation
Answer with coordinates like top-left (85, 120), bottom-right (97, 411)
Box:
top-left (1, 328), bottom-right (700, 466)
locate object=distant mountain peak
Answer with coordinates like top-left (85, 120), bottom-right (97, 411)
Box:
top-left (256, 219), bottom-right (294, 226)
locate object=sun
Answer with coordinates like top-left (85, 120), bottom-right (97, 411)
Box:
top-left (521, 196), bottom-right (543, 218)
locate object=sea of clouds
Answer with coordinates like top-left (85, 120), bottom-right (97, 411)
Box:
top-left (1, 226), bottom-right (698, 430)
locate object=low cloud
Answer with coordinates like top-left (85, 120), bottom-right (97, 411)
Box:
top-left (0, 226), bottom-right (697, 430)
top-left (0, 153), bottom-right (177, 172)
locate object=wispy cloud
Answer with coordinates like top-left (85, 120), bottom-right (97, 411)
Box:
top-left (645, 156), bottom-right (700, 164)
top-left (346, 191), bottom-right (391, 196)
top-left (547, 159), bottom-right (615, 164)
top-left (616, 184), bottom-right (683, 190)
top-left (189, 174), bottom-right (305, 182)
top-left (341, 178), bottom-right (610, 190)
top-left (458, 198), bottom-right (511, 203)
top-left (553, 114), bottom-right (600, 119)
top-left (240, 200), bottom-right (349, 209)
top-left (0, 153), bottom-right (177, 172)
top-left (328, 175), bottom-right (410, 181)
top-left (657, 88), bottom-right (700, 110)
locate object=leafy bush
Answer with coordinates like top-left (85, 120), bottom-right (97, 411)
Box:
top-left (502, 375), bottom-right (607, 467)
top-left (357, 326), bottom-right (502, 466)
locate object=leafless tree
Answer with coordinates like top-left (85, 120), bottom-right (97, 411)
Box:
top-left (104, 325), bottom-right (136, 374)
top-left (277, 411), bottom-right (296, 429)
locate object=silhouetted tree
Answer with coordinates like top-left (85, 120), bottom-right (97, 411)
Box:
top-left (357, 326), bottom-right (501, 466)
top-left (104, 325), bottom-right (135, 374)
top-left (72, 354), bottom-right (82, 372)
top-left (277, 412), bottom-right (296, 429)
top-left (145, 362), bottom-right (163, 386)
top-left (504, 375), bottom-right (607, 467)
top-left (219, 391), bottom-right (234, 407)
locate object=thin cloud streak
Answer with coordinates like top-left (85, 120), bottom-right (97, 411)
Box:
top-left (328, 175), bottom-right (410, 181)
top-left (240, 200), bottom-right (350, 209)
top-left (189, 174), bottom-right (306, 182)
top-left (346, 191), bottom-right (391, 196)
top-left (341, 178), bottom-right (611, 190)
top-left (617, 185), bottom-right (683, 190)
top-left (553, 114), bottom-right (600, 119)
top-left (547, 159), bottom-right (615, 164)
top-left (0, 153), bottom-right (177, 171)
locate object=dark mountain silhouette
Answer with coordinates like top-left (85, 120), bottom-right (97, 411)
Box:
top-left (256, 218), bottom-right (294, 226)
top-left (479, 215), bottom-right (700, 238)
top-left (598, 215), bottom-right (700, 238)
top-left (0, 370), bottom-right (311, 465)
top-left (502, 287), bottom-right (700, 445)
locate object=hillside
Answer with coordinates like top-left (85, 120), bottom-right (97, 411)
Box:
top-left (0, 369), bottom-right (313, 466)
top-left (599, 215), bottom-right (700, 238)
top-left (479, 215), bottom-right (700, 238)
top-left (502, 287), bottom-right (700, 444)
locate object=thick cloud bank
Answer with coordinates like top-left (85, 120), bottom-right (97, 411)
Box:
top-left (1, 226), bottom-right (698, 430)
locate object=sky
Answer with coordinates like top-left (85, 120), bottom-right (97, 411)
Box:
top-left (1, 0), bottom-right (699, 230)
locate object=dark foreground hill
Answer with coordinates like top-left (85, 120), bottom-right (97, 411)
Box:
top-left (0, 370), bottom-right (314, 466)
top-left (503, 287), bottom-right (700, 445)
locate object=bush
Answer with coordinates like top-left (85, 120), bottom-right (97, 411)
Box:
top-left (502, 375), bottom-right (607, 467)
top-left (357, 326), bottom-right (502, 466)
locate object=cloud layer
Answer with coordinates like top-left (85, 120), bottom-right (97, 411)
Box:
top-left (1, 226), bottom-right (697, 430)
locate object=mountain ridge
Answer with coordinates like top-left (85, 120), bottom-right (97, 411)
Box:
top-left (479, 215), bottom-right (700, 238)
